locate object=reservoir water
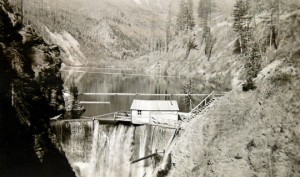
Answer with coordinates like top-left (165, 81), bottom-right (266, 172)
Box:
top-left (61, 68), bottom-right (207, 117)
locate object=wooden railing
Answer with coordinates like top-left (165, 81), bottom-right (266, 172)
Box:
top-left (80, 93), bottom-right (215, 96)
top-left (93, 112), bottom-right (116, 119)
top-left (114, 111), bottom-right (131, 122)
top-left (190, 91), bottom-right (215, 113)
top-left (189, 91), bottom-right (228, 114)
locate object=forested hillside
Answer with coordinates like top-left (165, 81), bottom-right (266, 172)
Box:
top-left (9, 0), bottom-right (177, 66)
top-left (8, 0), bottom-right (300, 89)
top-left (156, 2), bottom-right (300, 176)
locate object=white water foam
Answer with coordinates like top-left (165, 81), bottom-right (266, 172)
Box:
top-left (52, 121), bottom-right (176, 177)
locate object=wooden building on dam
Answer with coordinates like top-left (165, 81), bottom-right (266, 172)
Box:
top-left (130, 99), bottom-right (179, 125)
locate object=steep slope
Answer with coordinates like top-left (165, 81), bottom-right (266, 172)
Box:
top-left (0, 1), bottom-right (75, 176)
top-left (156, 10), bottom-right (300, 177)
top-left (8, 0), bottom-right (175, 65)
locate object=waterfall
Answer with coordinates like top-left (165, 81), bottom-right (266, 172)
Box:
top-left (52, 121), bottom-right (176, 177)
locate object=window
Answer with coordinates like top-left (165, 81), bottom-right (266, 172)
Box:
top-left (138, 110), bottom-right (142, 115)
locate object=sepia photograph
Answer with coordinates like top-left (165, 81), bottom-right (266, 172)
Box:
top-left (0, 0), bottom-right (299, 176)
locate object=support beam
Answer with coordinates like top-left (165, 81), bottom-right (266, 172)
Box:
top-left (79, 101), bottom-right (110, 104)
top-left (81, 93), bottom-right (217, 96)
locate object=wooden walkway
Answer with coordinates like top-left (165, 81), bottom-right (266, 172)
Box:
top-left (53, 91), bottom-right (227, 126)
top-left (52, 111), bottom-right (180, 129)
top-left (80, 92), bottom-right (227, 97)
top-left (190, 91), bottom-right (227, 114)
top-left (53, 111), bottom-right (131, 123)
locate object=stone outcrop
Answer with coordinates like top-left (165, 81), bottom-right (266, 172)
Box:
top-left (63, 86), bottom-right (86, 119)
top-left (0, 1), bottom-right (75, 176)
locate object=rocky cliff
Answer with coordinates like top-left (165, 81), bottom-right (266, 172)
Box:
top-left (0, 1), bottom-right (75, 176)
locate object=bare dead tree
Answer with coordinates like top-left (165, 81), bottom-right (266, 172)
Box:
top-left (184, 37), bottom-right (198, 59)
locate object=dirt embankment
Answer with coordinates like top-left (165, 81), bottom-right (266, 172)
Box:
top-left (0, 1), bottom-right (75, 176)
top-left (160, 11), bottom-right (300, 177)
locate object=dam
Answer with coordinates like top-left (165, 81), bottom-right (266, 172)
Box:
top-left (51, 120), bottom-right (177, 177)
top-left (52, 68), bottom-right (223, 177)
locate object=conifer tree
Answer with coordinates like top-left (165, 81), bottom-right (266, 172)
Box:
top-left (266, 0), bottom-right (280, 49)
top-left (165, 3), bottom-right (172, 52)
top-left (198, 0), bottom-right (214, 59)
top-left (242, 42), bottom-right (261, 91)
top-left (233, 0), bottom-right (251, 53)
top-left (233, 0), bottom-right (262, 91)
top-left (176, 0), bottom-right (195, 32)
top-left (182, 79), bottom-right (195, 110)
top-left (198, 0), bottom-right (211, 28)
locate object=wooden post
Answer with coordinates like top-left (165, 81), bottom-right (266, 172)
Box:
top-left (21, 0), bottom-right (24, 23)
top-left (131, 152), bottom-right (158, 164)
top-left (92, 117), bottom-right (95, 130)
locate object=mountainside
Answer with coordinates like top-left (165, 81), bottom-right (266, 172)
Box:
top-left (9, 0), bottom-right (178, 66)
top-left (154, 7), bottom-right (300, 177)
top-left (8, 0), bottom-right (299, 90)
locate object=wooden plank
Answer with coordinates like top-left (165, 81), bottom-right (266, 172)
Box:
top-left (60, 70), bottom-right (178, 78)
top-left (81, 93), bottom-right (210, 96)
top-left (190, 91), bottom-right (214, 113)
top-left (62, 65), bottom-right (141, 71)
top-left (131, 152), bottom-right (158, 164)
top-left (94, 112), bottom-right (116, 118)
top-left (79, 101), bottom-right (110, 104)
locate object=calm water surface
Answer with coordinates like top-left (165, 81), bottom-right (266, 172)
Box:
top-left (62, 69), bottom-right (207, 117)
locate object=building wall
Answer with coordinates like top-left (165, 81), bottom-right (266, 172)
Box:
top-left (132, 110), bottom-right (150, 124)
top-left (131, 110), bottom-right (178, 125)
top-left (150, 111), bottom-right (178, 125)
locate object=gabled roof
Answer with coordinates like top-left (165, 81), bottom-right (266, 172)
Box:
top-left (130, 99), bottom-right (179, 111)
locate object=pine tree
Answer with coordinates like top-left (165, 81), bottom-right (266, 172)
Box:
top-left (242, 42), bottom-right (261, 91)
top-left (176, 0), bottom-right (195, 32)
top-left (165, 3), bottom-right (172, 52)
top-left (233, 0), bottom-right (261, 91)
top-left (198, 0), bottom-right (211, 28)
top-left (181, 79), bottom-right (195, 110)
top-left (198, 0), bottom-right (214, 59)
top-left (267, 0), bottom-right (280, 49)
top-left (233, 0), bottom-right (251, 53)
top-left (186, 0), bottom-right (194, 30)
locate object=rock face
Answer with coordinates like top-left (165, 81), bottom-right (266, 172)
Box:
top-left (0, 1), bottom-right (75, 176)
top-left (63, 85), bottom-right (86, 119)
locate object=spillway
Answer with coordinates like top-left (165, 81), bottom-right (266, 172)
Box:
top-left (51, 120), bottom-right (176, 177)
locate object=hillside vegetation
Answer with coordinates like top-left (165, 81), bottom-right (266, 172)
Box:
top-left (9, 0), bottom-right (176, 66)
top-left (155, 5), bottom-right (300, 177)
top-left (8, 0), bottom-right (300, 91)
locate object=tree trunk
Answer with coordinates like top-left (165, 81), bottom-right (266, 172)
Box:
top-left (239, 35), bottom-right (243, 53)
top-left (270, 27), bottom-right (273, 48)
